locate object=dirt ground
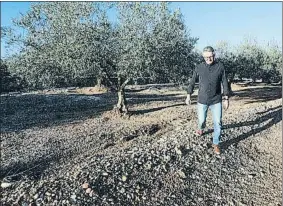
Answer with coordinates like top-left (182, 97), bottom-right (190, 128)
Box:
top-left (0, 83), bottom-right (282, 206)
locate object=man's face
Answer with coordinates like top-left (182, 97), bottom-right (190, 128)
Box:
top-left (203, 51), bottom-right (215, 65)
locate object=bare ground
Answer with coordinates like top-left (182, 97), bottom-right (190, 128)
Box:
top-left (0, 84), bottom-right (282, 206)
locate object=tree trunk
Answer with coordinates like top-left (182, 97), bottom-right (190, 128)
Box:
top-left (116, 87), bottom-right (128, 114)
top-left (228, 80), bottom-right (235, 96)
top-left (251, 77), bottom-right (256, 85)
top-left (96, 77), bottom-right (102, 88)
top-left (115, 75), bottom-right (130, 114)
top-left (227, 72), bottom-right (235, 95)
top-left (228, 80), bottom-right (232, 92)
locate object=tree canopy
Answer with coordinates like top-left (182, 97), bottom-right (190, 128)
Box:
top-left (2, 2), bottom-right (282, 113)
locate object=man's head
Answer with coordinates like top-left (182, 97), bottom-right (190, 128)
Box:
top-left (202, 46), bottom-right (215, 65)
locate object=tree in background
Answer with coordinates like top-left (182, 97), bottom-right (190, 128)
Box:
top-left (0, 59), bottom-right (11, 93)
top-left (145, 3), bottom-right (198, 85)
top-left (110, 2), bottom-right (197, 113)
top-left (0, 59), bottom-right (24, 93)
top-left (3, 2), bottom-right (198, 114)
top-left (237, 37), bottom-right (266, 83)
top-left (3, 2), bottom-right (281, 113)
top-left (262, 42), bottom-right (282, 83)
top-left (214, 38), bottom-right (282, 92)
top-left (5, 2), bottom-right (113, 89)
top-left (214, 41), bottom-right (237, 94)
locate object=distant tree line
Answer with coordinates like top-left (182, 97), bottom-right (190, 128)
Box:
top-left (214, 39), bottom-right (282, 92)
top-left (1, 2), bottom-right (282, 113)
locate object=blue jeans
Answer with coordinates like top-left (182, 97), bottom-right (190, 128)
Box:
top-left (197, 102), bottom-right (222, 145)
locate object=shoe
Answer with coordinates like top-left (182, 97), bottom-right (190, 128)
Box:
top-left (196, 130), bottom-right (204, 136)
top-left (212, 144), bottom-right (220, 155)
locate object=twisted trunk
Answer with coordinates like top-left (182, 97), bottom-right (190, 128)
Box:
top-left (115, 75), bottom-right (129, 114)
top-left (96, 77), bottom-right (102, 88)
top-left (116, 88), bottom-right (128, 113)
top-left (227, 72), bottom-right (235, 96)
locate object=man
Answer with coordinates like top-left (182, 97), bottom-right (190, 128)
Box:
top-left (186, 46), bottom-right (229, 155)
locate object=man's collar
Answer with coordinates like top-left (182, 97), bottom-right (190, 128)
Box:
top-left (205, 61), bottom-right (216, 66)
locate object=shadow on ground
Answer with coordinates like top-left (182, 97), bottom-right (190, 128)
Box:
top-left (1, 154), bottom-right (57, 181)
top-left (131, 103), bottom-right (187, 115)
top-left (221, 105), bottom-right (282, 150)
top-left (1, 85), bottom-right (280, 132)
top-left (232, 86), bottom-right (282, 104)
top-left (0, 91), bottom-right (188, 132)
top-left (127, 93), bottom-right (184, 104)
top-left (0, 93), bottom-right (116, 132)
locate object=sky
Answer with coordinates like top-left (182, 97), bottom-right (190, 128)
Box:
top-left (1, 1), bottom-right (282, 58)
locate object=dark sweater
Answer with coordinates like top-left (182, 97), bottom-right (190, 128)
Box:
top-left (187, 61), bottom-right (229, 105)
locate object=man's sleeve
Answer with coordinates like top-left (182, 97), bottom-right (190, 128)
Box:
top-left (187, 67), bottom-right (198, 94)
top-left (221, 65), bottom-right (230, 97)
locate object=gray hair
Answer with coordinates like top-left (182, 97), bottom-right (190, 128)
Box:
top-left (203, 46), bottom-right (215, 53)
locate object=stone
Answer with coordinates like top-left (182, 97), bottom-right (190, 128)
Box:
top-left (82, 183), bottom-right (89, 189)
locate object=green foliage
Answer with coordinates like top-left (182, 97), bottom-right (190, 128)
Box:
top-left (114, 2), bottom-right (197, 86)
top-left (262, 43), bottom-right (282, 83)
top-left (237, 38), bottom-right (266, 81)
top-left (3, 2), bottom-right (281, 94)
top-left (5, 2), bottom-right (114, 89)
top-left (214, 39), bottom-right (282, 86)
top-left (0, 59), bottom-right (24, 93)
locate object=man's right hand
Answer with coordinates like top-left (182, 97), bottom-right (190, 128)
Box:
top-left (185, 94), bottom-right (192, 105)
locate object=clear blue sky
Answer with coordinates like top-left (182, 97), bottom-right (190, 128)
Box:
top-left (171, 2), bottom-right (282, 50)
top-left (1, 2), bottom-right (282, 58)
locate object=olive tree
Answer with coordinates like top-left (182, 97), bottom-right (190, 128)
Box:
top-left (237, 38), bottom-right (265, 82)
top-left (5, 2), bottom-right (113, 89)
top-left (112, 2), bottom-right (197, 113)
top-left (262, 43), bottom-right (282, 83)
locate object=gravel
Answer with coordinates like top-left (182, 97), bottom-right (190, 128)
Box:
top-left (0, 85), bottom-right (282, 205)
